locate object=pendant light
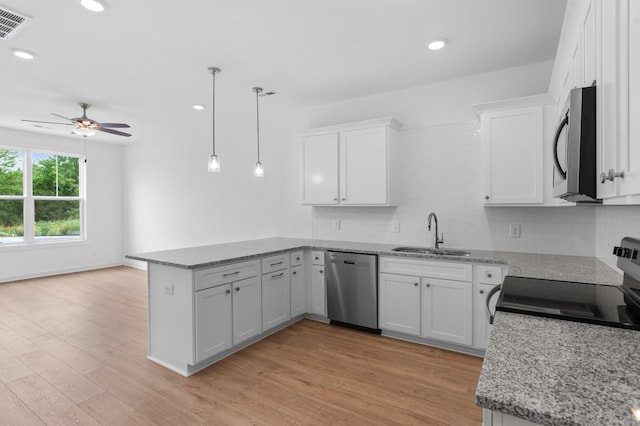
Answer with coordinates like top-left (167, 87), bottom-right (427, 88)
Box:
top-left (253, 86), bottom-right (264, 177)
top-left (207, 67), bottom-right (221, 172)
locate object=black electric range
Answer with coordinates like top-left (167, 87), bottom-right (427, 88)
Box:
top-left (494, 237), bottom-right (640, 330)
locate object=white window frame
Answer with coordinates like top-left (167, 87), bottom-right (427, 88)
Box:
top-left (0, 145), bottom-right (86, 246)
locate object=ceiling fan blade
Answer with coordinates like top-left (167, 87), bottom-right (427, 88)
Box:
top-left (51, 113), bottom-right (74, 121)
top-left (98, 122), bottom-right (130, 128)
top-left (95, 127), bottom-right (132, 137)
top-left (21, 119), bottom-right (73, 126)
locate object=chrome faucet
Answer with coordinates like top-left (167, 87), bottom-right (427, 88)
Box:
top-left (427, 212), bottom-right (444, 249)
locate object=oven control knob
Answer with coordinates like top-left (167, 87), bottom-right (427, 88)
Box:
top-left (613, 246), bottom-right (623, 257)
top-left (623, 248), bottom-right (633, 258)
top-left (633, 249), bottom-right (638, 260)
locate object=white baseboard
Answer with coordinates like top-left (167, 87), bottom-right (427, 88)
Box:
top-left (0, 261), bottom-right (125, 283)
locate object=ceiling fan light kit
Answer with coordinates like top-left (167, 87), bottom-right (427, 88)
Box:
top-left (21, 102), bottom-right (131, 138)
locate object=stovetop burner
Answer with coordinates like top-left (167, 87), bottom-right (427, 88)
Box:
top-left (495, 237), bottom-right (640, 330)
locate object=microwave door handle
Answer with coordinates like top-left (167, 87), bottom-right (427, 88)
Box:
top-left (553, 114), bottom-right (569, 179)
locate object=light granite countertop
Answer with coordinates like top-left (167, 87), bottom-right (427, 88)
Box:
top-left (125, 237), bottom-right (622, 285)
top-left (127, 237), bottom-right (632, 424)
top-left (476, 312), bottom-right (640, 426)
top-left (125, 237), bottom-right (509, 269)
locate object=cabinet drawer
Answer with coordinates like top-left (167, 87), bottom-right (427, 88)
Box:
top-left (195, 259), bottom-right (260, 291)
top-left (379, 256), bottom-right (472, 282)
top-left (477, 265), bottom-right (503, 285)
top-left (262, 253), bottom-right (290, 274)
top-left (311, 250), bottom-right (325, 266)
top-left (290, 251), bottom-right (303, 266)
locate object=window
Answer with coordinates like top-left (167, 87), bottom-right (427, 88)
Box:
top-left (0, 147), bottom-right (84, 245)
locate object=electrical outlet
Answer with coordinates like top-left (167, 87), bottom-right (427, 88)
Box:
top-left (391, 221), bottom-right (400, 233)
top-left (333, 219), bottom-right (341, 231)
top-left (164, 284), bottom-right (174, 295)
top-left (509, 224), bottom-right (521, 238)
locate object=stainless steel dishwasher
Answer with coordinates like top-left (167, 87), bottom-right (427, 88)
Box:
top-left (326, 251), bottom-right (379, 333)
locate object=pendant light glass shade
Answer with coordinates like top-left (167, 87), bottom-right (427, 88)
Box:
top-left (207, 67), bottom-right (221, 173)
top-left (254, 161), bottom-right (264, 177)
top-left (253, 87), bottom-right (264, 178)
top-left (208, 154), bottom-right (220, 172)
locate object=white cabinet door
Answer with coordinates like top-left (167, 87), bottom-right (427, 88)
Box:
top-left (310, 264), bottom-right (326, 316)
top-left (262, 270), bottom-right (291, 331)
top-left (232, 276), bottom-right (262, 345)
top-left (379, 273), bottom-right (421, 336)
top-left (195, 284), bottom-right (232, 363)
top-left (620, 0), bottom-right (640, 197)
top-left (421, 277), bottom-right (472, 345)
top-left (290, 265), bottom-right (306, 317)
top-left (482, 106), bottom-right (544, 204)
top-left (339, 127), bottom-right (389, 205)
top-left (300, 133), bottom-right (339, 205)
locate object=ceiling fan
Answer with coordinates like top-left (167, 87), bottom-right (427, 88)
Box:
top-left (22, 103), bottom-right (132, 137)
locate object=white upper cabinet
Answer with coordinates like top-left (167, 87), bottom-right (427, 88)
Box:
top-left (596, 0), bottom-right (640, 202)
top-left (300, 133), bottom-right (339, 205)
top-left (551, 0), bottom-right (640, 203)
top-left (474, 95), bottom-right (566, 206)
top-left (300, 117), bottom-right (402, 206)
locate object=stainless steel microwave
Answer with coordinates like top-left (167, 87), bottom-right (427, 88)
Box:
top-left (552, 85), bottom-right (600, 203)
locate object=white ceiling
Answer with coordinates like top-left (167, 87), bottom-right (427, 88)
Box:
top-left (1, 0), bottom-right (566, 143)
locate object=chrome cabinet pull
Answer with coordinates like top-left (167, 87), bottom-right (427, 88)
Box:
top-left (485, 195), bottom-right (490, 200)
top-left (223, 271), bottom-right (240, 277)
top-left (270, 261), bottom-right (283, 267)
top-left (271, 272), bottom-right (284, 279)
top-left (487, 272), bottom-right (493, 278)
top-left (601, 169), bottom-right (624, 183)
top-left (292, 271), bottom-right (297, 275)
top-left (479, 289), bottom-right (485, 294)
top-left (225, 289), bottom-right (231, 294)
top-left (425, 283), bottom-right (430, 288)
top-left (235, 287), bottom-right (240, 292)
top-left (414, 282), bottom-right (418, 286)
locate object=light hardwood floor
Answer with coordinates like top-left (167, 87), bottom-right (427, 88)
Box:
top-left (0, 266), bottom-right (484, 425)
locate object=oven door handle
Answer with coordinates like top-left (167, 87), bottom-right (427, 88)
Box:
top-left (486, 284), bottom-right (502, 325)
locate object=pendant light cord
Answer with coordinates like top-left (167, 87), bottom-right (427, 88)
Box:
top-left (211, 68), bottom-right (217, 156)
top-left (255, 88), bottom-right (261, 162)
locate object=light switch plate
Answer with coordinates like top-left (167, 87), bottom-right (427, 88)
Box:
top-left (509, 224), bottom-right (521, 238)
top-left (164, 284), bottom-right (174, 295)
top-left (391, 221), bottom-right (400, 233)
top-left (333, 219), bottom-right (341, 231)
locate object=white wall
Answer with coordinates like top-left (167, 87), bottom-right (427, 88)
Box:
top-left (595, 206), bottom-right (640, 271)
top-left (0, 128), bottom-right (124, 282)
top-left (308, 61), bottom-right (597, 255)
top-left (122, 107), bottom-right (311, 263)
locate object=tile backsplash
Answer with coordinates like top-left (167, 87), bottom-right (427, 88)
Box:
top-left (311, 122), bottom-right (597, 256)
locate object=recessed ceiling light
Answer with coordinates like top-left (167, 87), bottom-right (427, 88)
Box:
top-left (427, 38), bottom-right (448, 51)
top-left (192, 104), bottom-right (205, 111)
top-left (12, 49), bottom-right (35, 60)
top-left (80, 0), bottom-right (106, 12)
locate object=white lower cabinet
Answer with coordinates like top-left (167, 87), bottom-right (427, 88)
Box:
top-left (290, 265), bottom-right (306, 317)
top-left (379, 256), bottom-right (499, 351)
top-left (421, 277), bottom-right (472, 346)
top-left (379, 273), bottom-right (421, 336)
top-left (195, 284), bottom-right (232, 363)
top-left (486, 409), bottom-right (542, 426)
top-left (310, 251), bottom-right (326, 316)
top-left (310, 264), bottom-right (326, 316)
top-left (262, 269), bottom-right (291, 331)
top-left (232, 276), bottom-right (262, 345)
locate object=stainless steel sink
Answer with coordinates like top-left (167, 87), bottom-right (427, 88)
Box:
top-left (392, 246), bottom-right (470, 256)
